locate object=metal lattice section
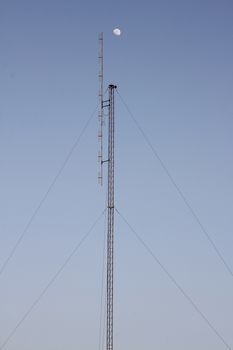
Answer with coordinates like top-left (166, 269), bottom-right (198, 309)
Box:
top-left (106, 84), bottom-right (116, 350)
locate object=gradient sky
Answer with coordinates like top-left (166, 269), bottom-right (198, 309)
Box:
top-left (0, 1), bottom-right (233, 349)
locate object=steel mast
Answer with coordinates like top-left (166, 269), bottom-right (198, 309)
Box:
top-left (106, 84), bottom-right (116, 350)
top-left (98, 32), bottom-right (117, 350)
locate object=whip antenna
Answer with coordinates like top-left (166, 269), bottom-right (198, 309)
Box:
top-left (98, 32), bottom-right (104, 185)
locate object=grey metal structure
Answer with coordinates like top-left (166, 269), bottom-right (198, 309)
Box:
top-left (98, 32), bottom-right (116, 350)
top-left (98, 32), bottom-right (104, 185)
top-left (106, 84), bottom-right (116, 350)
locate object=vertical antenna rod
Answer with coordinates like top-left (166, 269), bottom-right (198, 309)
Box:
top-left (106, 84), bottom-right (117, 350)
top-left (98, 32), bottom-right (117, 350)
top-left (98, 32), bottom-right (104, 185)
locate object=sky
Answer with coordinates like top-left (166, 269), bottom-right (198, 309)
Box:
top-left (0, 0), bottom-right (233, 349)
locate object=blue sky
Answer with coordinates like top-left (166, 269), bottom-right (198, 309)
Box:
top-left (0, 0), bottom-right (233, 349)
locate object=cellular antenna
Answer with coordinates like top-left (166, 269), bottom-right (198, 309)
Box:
top-left (98, 32), bottom-right (104, 185)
